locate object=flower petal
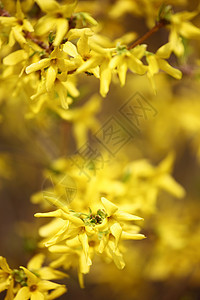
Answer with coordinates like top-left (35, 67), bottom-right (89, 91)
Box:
top-left (26, 59), bottom-right (50, 74)
top-left (31, 290), bottom-right (44, 300)
top-left (46, 65), bottom-right (57, 91)
top-left (0, 257), bottom-right (12, 273)
top-left (63, 41), bottom-right (79, 57)
top-left (158, 58), bottom-right (182, 79)
top-left (37, 280), bottom-right (61, 291)
top-left (3, 50), bottom-right (28, 65)
top-left (110, 222), bottom-right (122, 249)
top-left (20, 267), bottom-right (38, 286)
top-left (101, 197), bottom-right (118, 216)
top-left (14, 286), bottom-right (30, 300)
top-left (121, 232), bottom-right (146, 240)
top-left (46, 286), bottom-right (67, 300)
top-left (54, 19), bottom-right (69, 47)
top-left (27, 254), bottom-right (45, 271)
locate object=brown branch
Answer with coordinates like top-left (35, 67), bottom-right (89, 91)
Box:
top-left (128, 19), bottom-right (169, 50)
top-left (0, 5), bottom-right (11, 17)
top-left (23, 31), bottom-right (51, 53)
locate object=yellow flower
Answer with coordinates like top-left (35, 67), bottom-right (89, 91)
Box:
top-left (26, 254), bottom-right (68, 281)
top-left (0, 256), bottom-right (14, 299)
top-left (54, 94), bottom-right (101, 148)
top-left (146, 43), bottom-right (182, 92)
top-left (169, 10), bottom-right (200, 56)
top-left (26, 47), bottom-right (69, 91)
top-left (14, 266), bottom-right (66, 300)
top-left (0, 254), bottom-right (67, 300)
top-left (0, 0), bottom-right (33, 47)
top-left (109, 44), bottom-right (147, 86)
top-left (35, 196), bottom-right (145, 284)
top-left (35, 0), bottom-right (77, 47)
top-left (76, 42), bottom-right (115, 97)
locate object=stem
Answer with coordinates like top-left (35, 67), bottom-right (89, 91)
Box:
top-left (23, 31), bottom-right (50, 53)
top-left (0, 6), bottom-right (11, 17)
top-left (128, 19), bottom-right (169, 50)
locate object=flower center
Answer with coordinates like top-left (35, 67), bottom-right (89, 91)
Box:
top-left (30, 284), bottom-right (37, 292)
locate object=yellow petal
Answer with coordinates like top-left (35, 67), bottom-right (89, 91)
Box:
top-left (14, 286), bottom-right (30, 300)
top-left (46, 65), bottom-right (57, 91)
top-left (98, 234), bottom-right (109, 253)
top-left (35, 16), bottom-right (55, 36)
top-left (121, 232), bottom-right (146, 240)
top-left (26, 59), bottom-right (50, 74)
top-left (130, 44), bottom-right (147, 59)
top-left (0, 257), bottom-right (12, 273)
top-left (107, 240), bottom-right (125, 269)
top-left (146, 55), bottom-right (159, 75)
top-left (110, 222), bottom-right (122, 249)
top-left (0, 17), bottom-right (17, 26)
top-left (78, 232), bottom-right (89, 263)
top-left (114, 211), bottom-right (143, 221)
top-left (35, 0), bottom-right (60, 12)
top-left (38, 267), bottom-right (68, 280)
top-left (12, 27), bottom-right (27, 45)
top-left (34, 210), bottom-right (63, 218)
top-left (31, 290), bottom-right (44, 300)
top-left (100, 61), bottom-right (112, 97)
top-left (64, 214), bottom-right (84, 226)
top-left (45, 286), bottom-right (67, 299)
top-left (55, 82), bottom-right (69, 110)
top-left (27, 254), bottom-right (45, 271)
top-left (128, 55), bottom-right (147, 75)
top-left (179, 21), bottom-right (200, 39)
top-left (3, 50), bottom-right (28, 65)
top-left (118, 60), bottom-right (128, 86)
top-left (0, 280), bottom-right (9, 293)
top-left (109, 55), bottom-right (121, 69)
top-left (76, 56), bottom-right (102, 74)
top-left (101, 197), bottom-right (118, 216)
top-left (156, 174), bottom-right (185, 198)
top-left (37, 280), bottom-right (61, 291)
top-left (20, 267), bottom-right (38, 286)
top-left (53, 19), bottom-right (69, 47)
top-left (79, 250), bottom-right (92, 274)
top-left (23, 19), bottom-right (34, 32)
top-left (158, 58), bottom-right (182, 79)
top-left (156, 43), bottom-right (172, 59)
top-left (16, 0), bottom-right (24, 20)
top-left (77, 29), bottom-right (93, 56)
top-left (63, 41), bottom-right (78, 57)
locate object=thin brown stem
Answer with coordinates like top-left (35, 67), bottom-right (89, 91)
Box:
top-left (0, 6), bottom-right (11, 17)
top-left (128, 19), bottom-right (169, 50)
top-left (23, 31), bottom-right (51, 53)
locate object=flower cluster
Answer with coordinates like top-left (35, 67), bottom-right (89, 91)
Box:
top-left (0, 0), bottom-right (200, 115)
top-left (35, 197), bottom-right (145, 287)
top-left (0, 254), bottom-right (67, 300)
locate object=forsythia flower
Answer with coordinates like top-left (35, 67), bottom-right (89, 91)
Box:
top-left (35, 0), bottom-right (77, 47)
top-left (35, 197), bottom-right (145, 287)
top-left (146, 43), bottom-right (182, 92)
top-left (0, 254), bottom-right (67, 300)
top-left (0, 256), bottom-right (14, 299)
top-left (0, 0), bottom-right (33, 47)
top-left (169, 10), bottom-right (200, 56)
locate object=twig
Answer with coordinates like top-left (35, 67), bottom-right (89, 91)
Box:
top-left (128, 19), bottom-right (169, 50)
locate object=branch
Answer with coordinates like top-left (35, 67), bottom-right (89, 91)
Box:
top-left (128, 19), bottom-right (169, 50)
